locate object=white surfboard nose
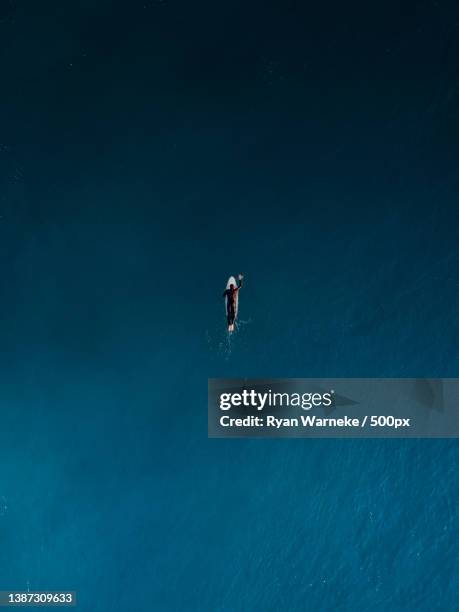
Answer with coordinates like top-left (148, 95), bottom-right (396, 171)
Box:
top-left (226, 276), bottom-right (237, 290)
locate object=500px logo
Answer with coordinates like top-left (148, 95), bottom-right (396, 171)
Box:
top-left (219, 389), bottom-right (334, 411)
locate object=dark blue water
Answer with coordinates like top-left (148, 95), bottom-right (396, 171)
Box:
top-left (1, 1), bottom-right (458, 610)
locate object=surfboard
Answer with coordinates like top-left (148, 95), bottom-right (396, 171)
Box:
top-left (225, 276), bottom-right (238, 332)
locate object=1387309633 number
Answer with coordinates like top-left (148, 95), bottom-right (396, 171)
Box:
top-left (2, 592), bottom-right (76, 607)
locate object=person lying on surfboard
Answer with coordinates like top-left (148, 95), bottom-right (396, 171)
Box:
top-left (222, 274), bottom-right (243, 332)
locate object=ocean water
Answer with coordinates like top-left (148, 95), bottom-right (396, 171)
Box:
top-left (1, 1), bottom-right (459, 610)
top-left (0, 198), bottom-right (457, 610)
